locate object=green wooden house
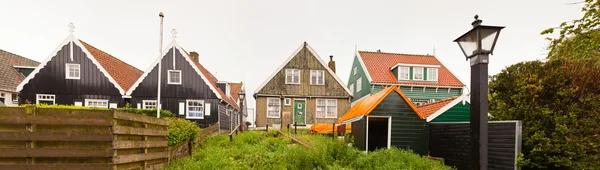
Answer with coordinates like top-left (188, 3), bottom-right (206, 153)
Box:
top-left (337, 86), bottom-right (428, 154)
top-left (347, 50), bottom-right (465, 106)
top-left (416, 94), bottom-right (471, 122)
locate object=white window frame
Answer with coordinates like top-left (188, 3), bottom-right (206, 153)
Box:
top-left (285, 69), bottom-right (301, 84)
top-left (349, 83), bottom-right (354, 94)
top-left (11, 94), bottom-right (18, 102)
top-left (167, 70), bottom-right (182, 85)
top-left (266, 98), bottom-right (281, 118)
top-left (310, 70), bottom-right (325, 85)
top-left (65, 63), bottom-right (80, 80)
top-left (284, 98), bottom-right (291, 106)
top-left (413, 67), bottom-right (424, 80)
top-left (85, 99), bottom-right (109, 108)
top-left (36, 94), bottom-right (55, 104)
top-left (186, 100), bottom-right (205, 119)
top-left (316, 99), bottom-right (338, 118)
top-left (398, 66), bottom-right (410, 80)
top-left (356, 77), bottom-right (362, 93)
top-left (142, 100), bottom-right (158, 109)
top-left (353, 66), bottom-right (357, 75)
top-left (427, 68), bottom-right (438, 81)
top-left (226, 83), bottom-right (231, 98)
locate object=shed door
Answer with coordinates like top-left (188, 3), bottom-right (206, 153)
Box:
top-left (293, 100), bottom-right (305, 124)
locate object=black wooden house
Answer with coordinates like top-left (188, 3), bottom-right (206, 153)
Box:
top-left (17, 24), bottom-right (143, 108)
top-left (126, 33), bottom-right (241, 129)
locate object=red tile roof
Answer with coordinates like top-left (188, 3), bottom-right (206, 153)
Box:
top-left (337, 86), bottom-right (424, 124)
top-left (0, 49), bottom-right (39, 92)
top-left (229, 82), bottom-right (243, 102)
top-left (180, 50), bottom-right (239, 110)
top-left (358, 51), bottom-right (464, 87)
top-left (416, 96), bottom-right (458, 118)
top-left (80, 40), bottom-right (143, 92)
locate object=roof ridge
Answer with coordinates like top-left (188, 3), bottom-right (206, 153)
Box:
top-left (0, 49), bottom-right (40, 66)
top-left (416, 96), bottom-right (458, 108)
top-left (358, 50), bottom-right (435, 57)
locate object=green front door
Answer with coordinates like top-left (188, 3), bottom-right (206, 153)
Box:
top-left (294, 100), bottom-right (306, 124)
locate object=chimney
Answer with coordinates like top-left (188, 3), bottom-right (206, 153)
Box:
top-left (190, 51), bottom-right (199, 63)
top-left (328, 55), bottom-right (336, 73)
top-left (377, 49), bottom-right (381, 53)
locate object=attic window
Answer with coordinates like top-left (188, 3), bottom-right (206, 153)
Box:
top-left (226, 83), bottom-right (231, 98)
top-left (310, 70), bottom-right (325, 85)
top-left (285, 69), bottom-right (300, 84)
top-left (65, 63), bottom-right (80, 79)
top-left (427, 68), bottom-right (438, 81)
top-left (413, 67), bottom-right (424, 80)
top-left (398, 67), bottom-right (410, 80)
top-left (168, 70), bottom-right (182, 85)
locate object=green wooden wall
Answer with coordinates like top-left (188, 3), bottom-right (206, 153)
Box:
top-left (351, 118), bottom-right (366, 151)
top-left (369, 92), bottom-right (428, 155)
top-left (430, 102), bottom-right (470, 122)
top-left (348, 56), bottom-right (371, 102)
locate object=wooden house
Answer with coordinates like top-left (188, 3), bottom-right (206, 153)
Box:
top-left (417, 94), bottom-right (471, 122)
top-left (0, 49), bottom-right (39, 106)
top-left (126, 31), bottom-right (241, 129)
top-left (254, 42), bottom-right (353, 128)
top-left (337, 86), bottom-right (428, 154)
top-left (347, 50), bottom-right (465, 106)
top-left (17, 23), bottom-right (143, 108)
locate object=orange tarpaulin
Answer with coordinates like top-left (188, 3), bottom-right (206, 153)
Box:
top-left (310, 123), bottom-right (351, 133)
top-left (336, 86), bottom-right (424, 125)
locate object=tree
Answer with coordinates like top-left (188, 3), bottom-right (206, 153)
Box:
top-left (541, 0), bottom-right (600, 59)
top-left (489, 58), bottom-right (600, 169)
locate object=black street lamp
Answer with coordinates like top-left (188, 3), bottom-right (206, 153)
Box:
top-left (238, 88), bottom-right (246, 131)
top-left (454, 15), bottom-right (504, 170)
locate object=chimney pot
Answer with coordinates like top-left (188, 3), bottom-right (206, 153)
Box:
top-left (328, 55), bottom-right (336, 73)
top-left (377, 49), bottom-right (381, 52)
top-left (190, 51), bottom-right (199, 63)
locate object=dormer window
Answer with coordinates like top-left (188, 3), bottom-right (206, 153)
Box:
top-left (226, 83), bottom-right (231, 98)
top-left (65, 63), bottom-right (80, 79)
top-left (427, 68), bottom-right (438, 81)
top-left (413, 67), bottom-right (424, 80)
top-left (398, 67), bottom-right (410, 80)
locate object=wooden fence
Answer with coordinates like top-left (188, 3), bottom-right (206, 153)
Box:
top-left (168, 123), bottom-right (220, 162)
top-left (0, 106), bottom-right (169, 170)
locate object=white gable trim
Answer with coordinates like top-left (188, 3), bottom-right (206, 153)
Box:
top-left (426, 94), bottom-right (470, 122)
top-left (16, 34), bottom-right (126, 95)
top-left (253, 43), bottom-right (304, 94)
top-left (389, 63), bottom-right (441, 70)
top-left (356, 51), bottom-right (373, 83)
top-left (125, 39), bottom-right (223, 100)
top-left (254, 42), bottom-right (353, 96)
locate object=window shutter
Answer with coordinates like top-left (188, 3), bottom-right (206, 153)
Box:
top-left (178, 102), bottom-right (185, 115)
top-left (205, 103), bottom-right (211, 116)
top-left (74, 101), bottom-right (83, 106)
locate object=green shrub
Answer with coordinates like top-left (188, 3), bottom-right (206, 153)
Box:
top-left (22, 104), bottom-right (109, 110)
top-left (167, 118), bottom-right (200, 146)
top-left (117, 104), bottom-right (173, 117)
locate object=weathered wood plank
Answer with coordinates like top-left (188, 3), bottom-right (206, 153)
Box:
top-left (113, 111), bottom-right (169, 126)
top-left (113, 152), bottom-right (168, 164)
top-left (0, 132), bottom-right (113, 141)
top-left (0, 115), bottom-right (112, 126)
top-left (0, 164), bottom-right (111, 170)
top-left (112, 141), bottom-right (168, 149)
top-left (113, 126), bottom-right (168, 136)
top-left (0, 148), bottom-right (113, 157)
top-left (0, 107), bottom-right (27, 116)
top-left (36, 108), bottom-right (112, 118)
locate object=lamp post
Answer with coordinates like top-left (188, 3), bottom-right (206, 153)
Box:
top-left (238, 89), bottom-right (246, 131)
top-left (453, 15), bottom-right (504, 170)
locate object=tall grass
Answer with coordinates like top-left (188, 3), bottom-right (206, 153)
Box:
top-left (166, 131), bottom-right (452, 170)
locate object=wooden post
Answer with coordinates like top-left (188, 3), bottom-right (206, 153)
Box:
top-left (25, 106), bottom-right (36, 165)
top-left (266, 124), bottom-right (269, 132)
top-left (294, 122), bottom-right (297, 134)
top-left (332, 123), bottom-right (336, 139)
top-left (229, 134), bottom-right (232, 142)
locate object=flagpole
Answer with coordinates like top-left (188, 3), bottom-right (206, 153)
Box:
top-left (157, 12), bottom-right (164, 118)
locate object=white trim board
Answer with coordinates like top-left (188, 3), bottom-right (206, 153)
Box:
top-left (16, 33), bottom-right (126, 95)
top-left (356, 51), bottom-right (373, 83)
top-left (389, 63), bottom-right (441, 70)
top-left (254, 42), bottom-right (353, 96)
top-left (125, 39), bottom-right (223, 100)
top-left (426, 94), bottom-right (470, 122)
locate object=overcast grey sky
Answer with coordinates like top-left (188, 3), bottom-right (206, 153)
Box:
top-left (1, 0), bottom-right (584, 116)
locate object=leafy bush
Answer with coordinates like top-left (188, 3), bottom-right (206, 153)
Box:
top-left (167, 118), bottom-right (200, 146)
top-left (489, 58), bottom-right (600, 169)
top-left (22, 104), bottom-right (109, 110)
top-left (166, 131), bottom-right (452, 170)
top-left (117, 103), bottom-right (173, 117)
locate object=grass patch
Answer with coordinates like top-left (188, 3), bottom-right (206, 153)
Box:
top-left (166, 131), bottom-right (452, 170)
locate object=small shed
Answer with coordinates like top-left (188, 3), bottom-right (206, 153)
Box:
top-left (417, 94), bottom-right (470, 122)
top-left (337, 86), bottom-right (428, 154)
